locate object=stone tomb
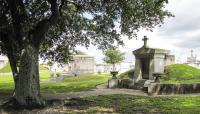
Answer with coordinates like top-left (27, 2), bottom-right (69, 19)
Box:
top-left (133, 36), bottom-right (175, 82)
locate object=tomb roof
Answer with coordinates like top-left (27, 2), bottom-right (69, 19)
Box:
top-left (133, 36), bottom-right (170, 56)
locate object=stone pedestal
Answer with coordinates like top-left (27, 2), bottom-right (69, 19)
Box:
top-left (108, 79), bottom-right (119, 88)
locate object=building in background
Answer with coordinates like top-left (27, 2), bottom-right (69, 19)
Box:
top-left (0, 55), bottom-right (8, 69)
top-left (95, 64), bottom-right (112, 73)
top-left (63, 54), bottom-right (134, 75)
top-left (63, 55), bottom-right (95, 75)
top-left (119, 62), bottom-right (134, 73)
top-left (186, 50), bottom-right (200, 68)
top-left (95, 62), bottom-right (134, 74)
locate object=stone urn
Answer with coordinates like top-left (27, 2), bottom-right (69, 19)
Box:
top-left (110, 71), bottom-right (118, 79)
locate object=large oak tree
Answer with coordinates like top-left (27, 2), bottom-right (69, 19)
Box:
top-left (0, 0), bottom-right (172, 107)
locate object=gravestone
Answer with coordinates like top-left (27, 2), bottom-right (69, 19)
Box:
top-left (133, 36), bottom-right (175, 82)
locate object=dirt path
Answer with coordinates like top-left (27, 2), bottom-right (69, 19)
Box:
top-left (0, 84), bottom-right (147, 106)
top-left (0, 84), bottom-right (147, 105)
top-left (3, 83), bottom-right (200, 103)
top-left (45, 83), bottom-right (147, 100)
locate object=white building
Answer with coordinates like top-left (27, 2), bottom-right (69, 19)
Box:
top-left (119, 62), bottom-right (134, 73)
top-left (95, 62), bottom-right (134, 74)
top-left (0, 55), bottom-right (8, 69)
top-left (186, 50), bottom-right (200, 68)
top-left (95, 64), bottom-right (112, 73)
top-left (63, 55), bottom-right (95, 75)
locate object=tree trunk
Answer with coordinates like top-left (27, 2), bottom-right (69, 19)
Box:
top-left (7, 52), bottom-right (18, 96)
top-left (14, 45), bottom-right (44, 107)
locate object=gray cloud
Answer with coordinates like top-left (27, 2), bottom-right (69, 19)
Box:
top-left (79, 0), bottom-right (200, 63)
top-left (176, 36), bottom-right (200, 48)
top-left (156, 0), bottom-right (200, 36)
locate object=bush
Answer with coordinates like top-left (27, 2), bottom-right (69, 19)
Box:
top-left (118, 69), bottom-right (134, 79)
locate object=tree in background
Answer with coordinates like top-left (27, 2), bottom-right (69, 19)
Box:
top-left (0, 0), bottom-right (173, 107)
top-left (103, 48), bottom-right (124, 78)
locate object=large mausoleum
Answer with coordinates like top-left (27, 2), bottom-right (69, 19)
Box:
top-left (133, 36), bottom-right (175, 82)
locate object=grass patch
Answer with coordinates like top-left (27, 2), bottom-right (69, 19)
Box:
top-left (118, 64), bottom-right (200, 84)
top-left (41, 74), bottom-right (111, 93)
top-left (0, 73), bottom-right (52, 94)
top-left (83, 94), bottom-right (200, 114)
top-left (0, 63), bottom-right (11, 73)
top-left (0, 63), bottom-right (49, 73)
top-left (39, 65), bottom-right (49, 71)
top-left (118, 69), bottom-right (134, 79)
top-left (162, 64), bottom-right (200, 84)
top-left (0, 73), bottom-right (111, 94)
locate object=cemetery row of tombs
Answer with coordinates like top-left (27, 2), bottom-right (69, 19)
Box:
top-left (108, 36), bottom-right (200, 95)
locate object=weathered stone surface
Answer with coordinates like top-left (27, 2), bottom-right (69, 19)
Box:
top-left (119, 79), bottom-right (135, 89)
top-left (148, 83), bottom-right (200, 95)
top-left (144, 80), bottom-right (155, 87)
top-left (119, 79), bottom-right (147, 91)
top-left (132, 36), bottom-right (175, 82)
top-left (108, 79), bottom-right (119, 88)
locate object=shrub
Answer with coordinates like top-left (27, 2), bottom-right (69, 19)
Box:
top-left (118, 69), bottom-right (134, 79)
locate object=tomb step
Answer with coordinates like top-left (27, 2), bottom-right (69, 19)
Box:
top-left (133, 79), bottom-right (147, 90)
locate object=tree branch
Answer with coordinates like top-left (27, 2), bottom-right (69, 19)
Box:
top-left (0, 33), bottom-right (19, 80)
top-left (33, 0), bottom-right (60, 48)
top-left (6, 0), bottom-right (25, 49)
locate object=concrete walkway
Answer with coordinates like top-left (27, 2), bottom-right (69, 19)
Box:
top-left (45, 84), bottom-right (147, 100)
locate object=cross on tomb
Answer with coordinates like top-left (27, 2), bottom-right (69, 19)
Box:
top-left (142, 36), bottom-right (148, 48)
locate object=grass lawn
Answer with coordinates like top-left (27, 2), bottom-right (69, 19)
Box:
top-left (75, 94), bottom-right (200, 114)
top-left (0, 73), bottom-right (111, 94)
top-left (0, 63), bottom-right (12, 73)
top-left (1, 72), bottom-right (200, 113)
top-left (162, 64), bottom-right (200, 84)
top-left (41, 74), bottom-right (111, 93)
top-left (0, 63), bottom-right (49, 73)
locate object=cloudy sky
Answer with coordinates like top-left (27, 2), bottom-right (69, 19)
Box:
top-left (77, 0), bottom-right (200, 64)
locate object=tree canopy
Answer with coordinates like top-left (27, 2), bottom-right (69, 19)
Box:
top-left (103, 48), bottom-right (124, 65)
top-left (0, 0), bottom-right (173, 64)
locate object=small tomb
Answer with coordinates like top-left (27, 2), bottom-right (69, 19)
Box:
top-left (133, 36), bottom-right (175, 82)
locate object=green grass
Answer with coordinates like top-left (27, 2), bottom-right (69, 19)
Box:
top-left (0, 73), bottom-right (52, 94)
top-left (0, 73), bottom-right (111, 94)
top-left (81, 94), bottom-right (200, 114)
top-left (39, 65), bottom-right (49, 71)
top-left (0, 63), bottom-right (11, 73)
top-left (118, 68), bottom-right (134, 79)
top-left (41, 74), bottom-right (111, 93)
top-left (119, 64), bottom-right (200, 84)
top-left (162, 64), bottom-right (200, 84)
top-left (0, 63), bottom-right (49, 73)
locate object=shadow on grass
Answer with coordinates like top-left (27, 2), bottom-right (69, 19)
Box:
top-left (0, 97), bottom-right (116, 114)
